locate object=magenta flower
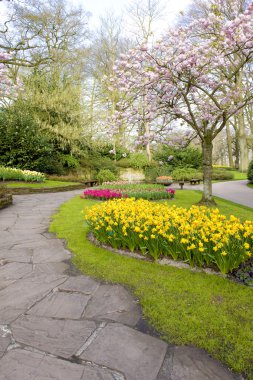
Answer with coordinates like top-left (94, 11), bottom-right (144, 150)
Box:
top-left (81, 189), bottom-right (124, 200)
top-left (166, 188), bottom-right (175, 196)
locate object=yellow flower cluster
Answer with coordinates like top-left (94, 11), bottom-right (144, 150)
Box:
top-left (85, 198), bottom-right (253, 274)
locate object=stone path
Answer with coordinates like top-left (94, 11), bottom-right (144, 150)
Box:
top-left (212, 180), bottom-right (253, 208)
top-left (175, 180), bottom-right (253, 209)
top-left (0, 191), bottom-right (244, 380)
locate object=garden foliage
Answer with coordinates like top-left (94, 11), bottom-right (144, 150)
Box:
top-left (154, 146), bottom-right (202, 169)
top-left (97, 169), bottom-right (118, 183)
top-left (248, 160), bottom-right (253, 183)
top-left (171, 168), bottom-right (202, 181)
top-left (86, 199), bottom-right (252, 274)
top-left (212, 170), bottom-right (234, 181)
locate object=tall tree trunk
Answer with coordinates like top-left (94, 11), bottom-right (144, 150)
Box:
top-left (201, 133), bottom-right (214, 203)
top-left (236, 71), bottom-right (249, 172)
top-left (145, 122), bottom-right (152, 162)
top-left (226, 122), bottom-right (234, 168)
top-left (89, 78), bottom-right (96, 140)
top-left (237, 111), bottom-right (249, 172)
top-left (232, 121), bottom-right (240, 169)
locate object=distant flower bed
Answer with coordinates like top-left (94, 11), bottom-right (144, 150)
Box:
top-left (0, 166), bottom-right (45, 182)
top-left (82, 183), bottom-right (175, 201)
top-left (86, 198), bottom-right (253, 274)
top-left (156, 176), bottom-right (173, 185)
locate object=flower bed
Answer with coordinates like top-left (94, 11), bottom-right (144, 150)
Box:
top-left (0, 166), bottom-right (45, 182)
top-left (81, 188), bottom-right (124, 200)
top-left (156, 176), bottom-right (173, 185)
top-left (84, 183), bottom-right (175, 200)
top-left (86, 198), bottom-right (253, 274)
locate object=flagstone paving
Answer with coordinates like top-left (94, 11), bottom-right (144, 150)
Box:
top-left (0, 191), bottom-right (244, 379)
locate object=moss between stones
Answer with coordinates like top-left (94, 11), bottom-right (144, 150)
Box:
top-left (0, 194), bottom-right (13, 209)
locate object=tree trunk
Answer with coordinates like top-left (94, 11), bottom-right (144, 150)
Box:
top-left (89, 78), bottom-right (96, 140)
top-left (226, 122), bottom-right (234, 168)
top-left (233, 122), bottom-right (240, 169)
top-left (145, 122), bottom-right (152, 162)
top-left (236, 71), bottom-right (249, 172)
top-left (201, 134), bottom-right (214, 204)
top-left (237, 111), bottom-right (249, 172)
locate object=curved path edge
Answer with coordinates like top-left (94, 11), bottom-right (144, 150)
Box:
top-left (175, 180), bottom-right (253, 209)
top-left (0, 190), bottom-right (244, 380)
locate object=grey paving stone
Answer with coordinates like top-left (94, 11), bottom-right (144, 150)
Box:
top-left (84, 284), bottom-right (141, 326)
top-left (9, 226), bottom-right (45, 237)
top-left (8, 240), bottom-right (71, 263)
top-left (12, 315), bottom-right (96, 358)
top-left (0, 328), bottom-right (11, 359)
top-left (0, 246), bottom-right (34, 263)
top-left (0, 234), bottom-right (43, 249)
top-left (0, 262), bottom-right (33, 290)
top-left (0, 217), bottom-right (17, 229)
top-left (157, 346), bottom-right (240, 380)
top-left (0, 349), bottom-right (118, 380)
top-left (33, 247), bottom-right (71, 263)
top-left (32, 246), bottom-right (71, 263)
top-left (80, 322), bottom-right (167, 380)
top-left (0, 273), bottom-right (66, 323)
top-left (59, 275), bottom-right (99, 295)
top-left (34, 262), bottom-right (69, 275)
top-left (28, 290), bottom-right (90, 319)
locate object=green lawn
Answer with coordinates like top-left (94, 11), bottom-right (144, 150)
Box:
top-left (231, 170), bottom-right (247, 180)
top-left (211, 170), bottom-right (247, 182)
top-left (248, 183), bottom-right (253, 189)
top-left (50, 191), bottom-right (253, 380)
top-left (5, 180), bottom-right (82, 188)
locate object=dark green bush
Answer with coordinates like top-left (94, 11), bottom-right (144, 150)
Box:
top-left (171, 168), bottom-right (203, 181)
top-left (0, 108), bottom-right (54, 171)
top-left (61, 154), bottom-right (80, 169)
top-left (213, 165), bottom-right (234, 171)
top-left (247, 160), bottom-right (253, 183)
top-left (82, 153), bottom-right (119, 176)
top-left (95, 143), bottom-right (129, 161)
top-left (97, 169), bottom-right (118, 184)
top-left (34, 155), bottom-right (65, 175)
top-left (116, 158), bottom-right (132, 168)
top-left (128, 152), bottom-right (150, 169)
top-left (212, 170), bottom-right (234, 180)
top-left (154, 145), bottom-right (202, 169)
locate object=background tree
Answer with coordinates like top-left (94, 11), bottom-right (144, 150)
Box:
top-left (0, 51), bottom-right (20, 103)
top-left (178, 0), bottom-right (253, 171)
top-left (86, 12), bottom-right (131, 154)
top-left (126, 0), bottom-right (165, 44)
top-left (0, 0), bottom-right (90, 172)
top-left (112, 2), bottom-right (253, 202)
top-left (0, 0), bottom-right (89, 71)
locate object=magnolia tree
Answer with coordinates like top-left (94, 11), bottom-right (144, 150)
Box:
top-left (111, 1), bottom-right (253, 202)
